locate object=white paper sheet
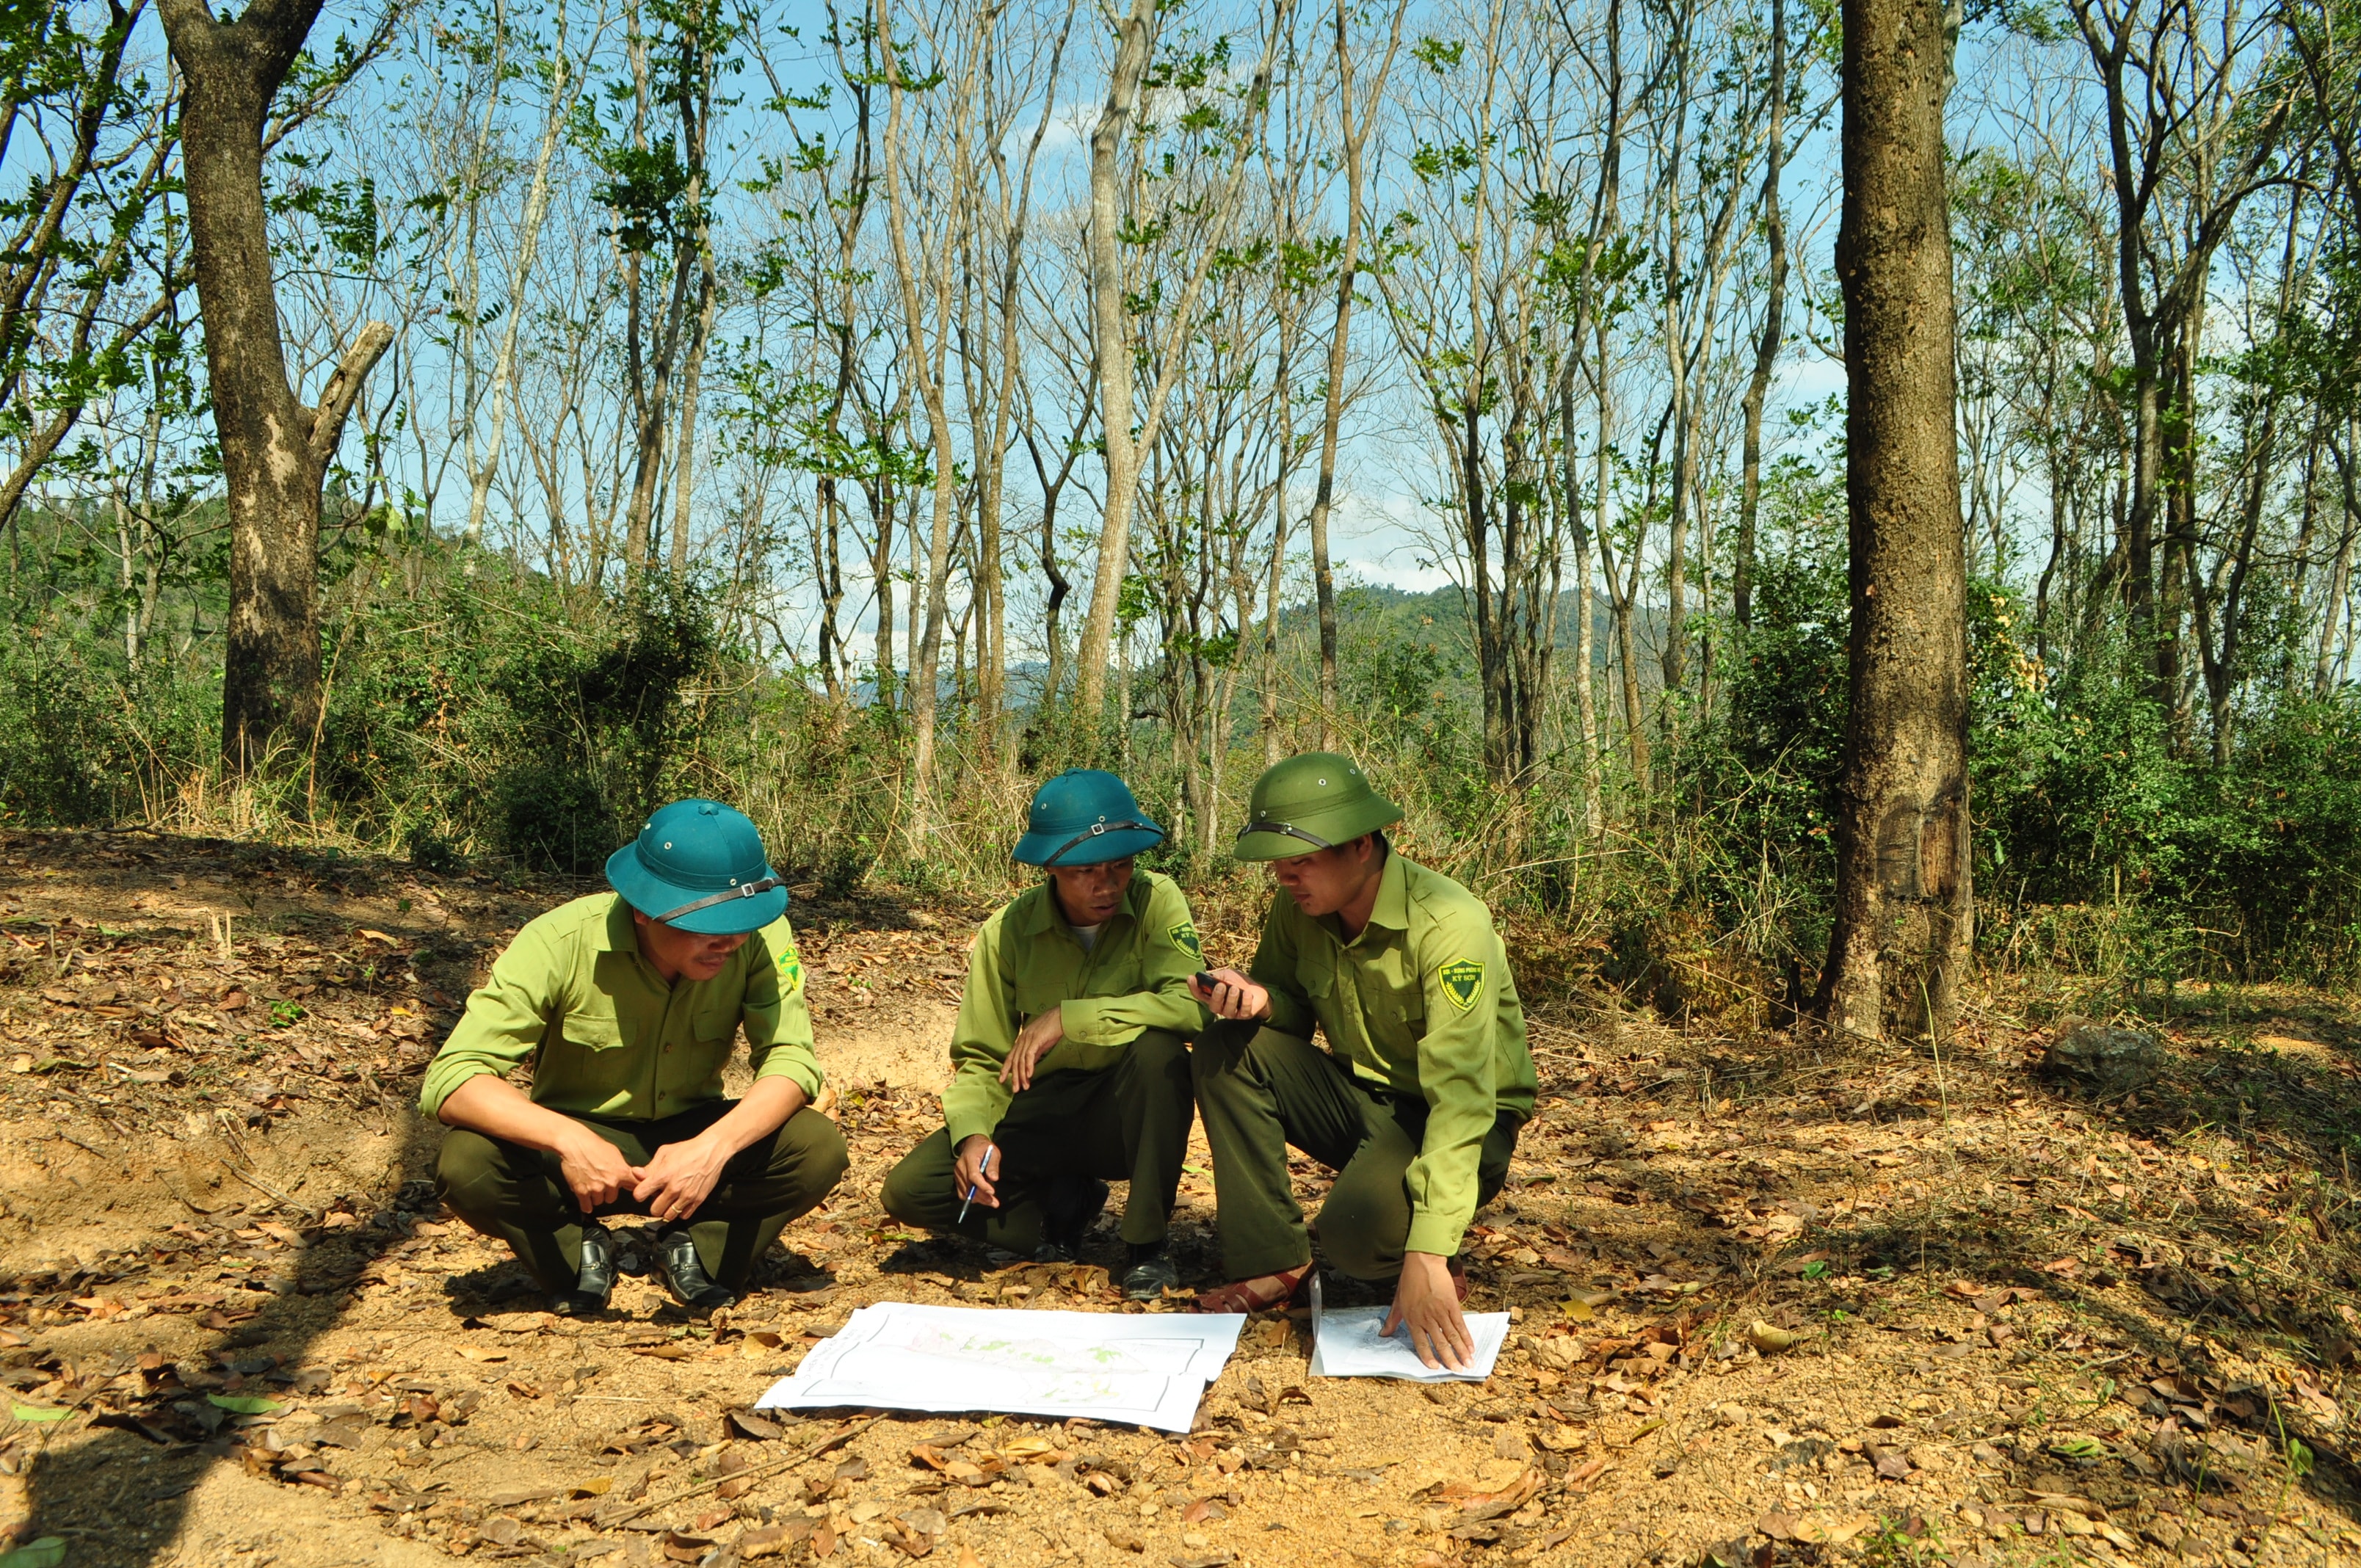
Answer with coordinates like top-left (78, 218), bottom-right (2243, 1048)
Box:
top-left (754, 1303), bottom-right (1247, 1432)
top-left (1308, 1272), bottom-right (1509, 1382)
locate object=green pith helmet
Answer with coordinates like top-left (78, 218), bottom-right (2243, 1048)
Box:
top-left (1232, 752), bottom-right (1403, 861)
top-left (605, 798), bottom-right (788, 934)
top-left (1012, 769), bottom-right (1164, 867)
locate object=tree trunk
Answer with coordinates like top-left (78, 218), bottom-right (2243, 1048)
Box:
top-left (1302, 0), bottom-right (1404, 747)
top-left (1562, 374), bottom-right (1601, 832)
top-left (1074, 0), bottom-right (1283, 744)
top-left (1816, 0), bottom-right (1970, 1043)
top-left (1594, 313), bottom-right (1650, 796)
top-left (1073, 0), bottom-right (1161, 736)
top-left (874, 0), bottom-right (975, 849)
top-left (1733, 0), bottom-right (1787, 631)
top-left (2322, 421), bottom-right (2358, 697)
top-left (159, 0), bottom-right (391, 772)
top-left (667, 244), bottom-right (718, 574)
top-left (465, 0), bottom-right (579, 554)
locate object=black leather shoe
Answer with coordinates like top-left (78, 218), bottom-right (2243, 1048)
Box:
top-left (553, 1223), bottom-right (614, 1317)
top-left (658, 1226), bottom-right (736, 1310)
top-left (1034, 1177), bottom-right (1109, 1264)
top-left (1121, 1251), bottom-right (1178, 1302)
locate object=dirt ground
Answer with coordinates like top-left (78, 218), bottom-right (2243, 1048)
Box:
top-left (1, 830), bottom-right (2359, 1568)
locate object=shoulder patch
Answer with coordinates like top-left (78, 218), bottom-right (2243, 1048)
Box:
top-left (1169, 921), bottom-right (1203, 959)
top-left (772, 932), bottom-right (805, 998)
top-left (1438, 958), bottom-right (1486, 1012)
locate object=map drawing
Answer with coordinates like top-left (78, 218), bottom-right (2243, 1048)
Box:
top-left (755, 1303), bottom-right (1247, 1431)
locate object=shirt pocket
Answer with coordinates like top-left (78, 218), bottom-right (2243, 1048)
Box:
top-left (554, 1009), bottom-right (637, 1099)
top-left (1011, 976), bottom-right (1065, 1021)
top-left (1084, 949), bottom-right (1145, 998)
top-left (1297, 949), bottom-right (1337, 1019)
top-left (1388, 976), bottom-right (1426, 1031)
top-left (1012, 949), bottom-right (1086, 1020)
top-left (559, 1010), bottom-right (625, 1051)
top-left (692, 1005), bottom-right (741, 1046)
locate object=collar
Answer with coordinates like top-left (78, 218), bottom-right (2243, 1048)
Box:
top-left (1325, 849), bottom-right (1410, 944)
top-left (590, 893), bottom-right (637, 954)
top-left (592, 893), bottom-right (670, 980)
top-left (1013, 871), bottom-right (1150, 939)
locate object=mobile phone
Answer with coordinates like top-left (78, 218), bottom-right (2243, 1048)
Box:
top-left (1194, 970), bottom-right (1219, 990)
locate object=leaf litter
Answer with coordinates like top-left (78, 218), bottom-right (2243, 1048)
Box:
top-left (0, 830), bottom-right (2358, 1562)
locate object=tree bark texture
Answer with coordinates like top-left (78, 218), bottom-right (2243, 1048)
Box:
top-left (159, 0), bottom-right (391, 772)
top-left (1733, 0), bottom-right (1786, 631)
top-left (1817, 0), bottom-right (1970, 1042)
top-left (1073, 0), bottom-right (1160, 736)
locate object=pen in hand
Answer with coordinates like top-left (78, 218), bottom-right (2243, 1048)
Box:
top-left (957, 1145), bottom-right (993, 1224)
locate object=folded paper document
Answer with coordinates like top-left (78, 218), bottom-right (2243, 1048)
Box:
top-left (1307, 1272), bottom-right (1508, 1382)
top-left (755, 1302), bottom-right (1247, 1432)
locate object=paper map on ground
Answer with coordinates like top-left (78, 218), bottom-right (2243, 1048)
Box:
top-left (1308, 1271), bottom-right (1509, 1382)
top-left (754, 1303), bottom-right (1247, 1432)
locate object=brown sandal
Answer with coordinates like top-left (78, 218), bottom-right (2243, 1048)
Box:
top-left (1194, 1263), bottom-right (1313, 1314)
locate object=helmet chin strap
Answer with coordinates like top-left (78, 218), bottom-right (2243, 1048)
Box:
top-left (651, 874), bottom-right (786, 924)
top-left (1041, 819), bottom-right (1159, 866)
top-left (1238, 819), bottom-right (1334, 850)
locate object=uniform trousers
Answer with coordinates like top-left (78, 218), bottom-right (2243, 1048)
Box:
top-left (881, 1029), bottom-right (1192, 1253)
top-left (1192, 1022), bottom-right (1520, 1280)
top-left (436, 1099), bottom-right (850, 1291)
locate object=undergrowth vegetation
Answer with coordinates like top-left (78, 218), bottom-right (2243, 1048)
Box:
top-left (7, 512), bottom-right (2361, 1019)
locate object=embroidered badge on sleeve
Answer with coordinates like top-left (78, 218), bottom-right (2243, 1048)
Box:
top-left (1169, 921), bottom-right (1203, 959)
top-left (1439, 958), bottom-right (1486, 1012)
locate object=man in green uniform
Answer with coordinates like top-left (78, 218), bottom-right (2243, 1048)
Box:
top-left (881, 770), bottom-right (1208, 1301)
top-left (424, 799), bottom-right (849, 1315)
top-left (1189, 753), bottom-right (1534, 1371)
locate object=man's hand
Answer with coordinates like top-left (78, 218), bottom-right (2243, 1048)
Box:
top-left (1189, 966), bottom-right (1272, 1022)
top-left (632, 1133), bottom-right (732, 1224)
top-left (1001, 1008), bottom-right (1062, 1092)
top-left (556, 1130), bottom-right (640, 1215)
top-left (952, 1135), bottom-right (1001, 1209)
top-left (1382, 1252), bottom-right (1474, 1372)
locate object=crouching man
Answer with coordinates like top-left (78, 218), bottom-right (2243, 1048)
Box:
top-left (881, 770), bottom-right (1209, 1300)
top-left (421, 799), bottom-right (849, 1315)
top-left (1190, 753), bottom-right (1534, 1371)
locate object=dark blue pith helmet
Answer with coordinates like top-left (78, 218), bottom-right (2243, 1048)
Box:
top-left (604, 799), bottom-right (788, 934)
top-left (1011, 770), bottom-right (1163, 867)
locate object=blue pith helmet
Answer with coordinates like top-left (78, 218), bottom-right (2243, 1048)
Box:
top-left (605, 799), bottom-right (789, 934)
top-left (1011, 770), bottom-right (1164, 867)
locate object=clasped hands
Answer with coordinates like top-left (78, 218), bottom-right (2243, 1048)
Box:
top-left (556, 1129), bottom-right (729, 1224)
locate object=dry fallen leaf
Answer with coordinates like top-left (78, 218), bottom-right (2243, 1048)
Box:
top-left (728, 1409), bottom-right (786, 1440)
top-left (1793, 1511), bottom-right (1876, 1545)
top-left (995, 1433), bottom-right (1057, 1461)
top-left (1747, 1321), bottom-right (1802, 1353)
top-left (957, 1547), bottom-right (984, 1568)
top-left (456, 1346), bottom-right (508, 1363)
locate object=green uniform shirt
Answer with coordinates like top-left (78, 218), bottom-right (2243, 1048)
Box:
top-left (941, 870), bottom-right (1211, 1147)
top-left (1248, 851), bottom-right (1535, 1256)
top-left (418, 893), bottom-right (823, 1121)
